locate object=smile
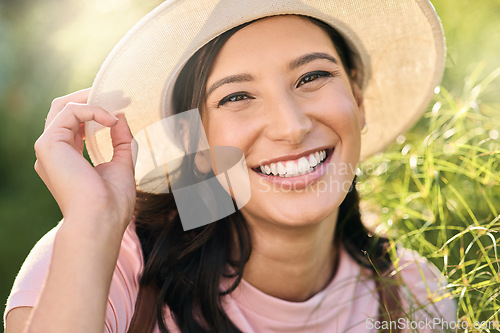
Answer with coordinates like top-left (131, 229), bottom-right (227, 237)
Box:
top-left (257, 149), bottom-right (328, 177)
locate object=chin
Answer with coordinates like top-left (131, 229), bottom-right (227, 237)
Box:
top-left (241, 184), bottom-right (346, 229)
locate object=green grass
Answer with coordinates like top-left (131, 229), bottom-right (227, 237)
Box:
top-left (359, 65), bottom-right (500, 332)
top-left (1, 1), bottom-right (499, 332)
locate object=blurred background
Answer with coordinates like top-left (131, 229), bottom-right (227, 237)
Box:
top-left (1, 0), bottom-right (499, 330)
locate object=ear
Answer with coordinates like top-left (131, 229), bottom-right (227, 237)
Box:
top-left (350, 70), bottom-right (366, 130)
top-left (194, 148), bottom-right (213, 174)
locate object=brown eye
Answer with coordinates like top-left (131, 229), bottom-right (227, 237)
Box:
top-left (296, 71), bottom-right (333, 88)
top-left (218, 92), bottom-right (253, 107)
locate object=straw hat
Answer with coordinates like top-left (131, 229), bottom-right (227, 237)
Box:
top-left (85, 0), bottom-right (445, 184)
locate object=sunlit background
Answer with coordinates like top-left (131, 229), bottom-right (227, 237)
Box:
top-left (1, 0), bottom-right (499, 329)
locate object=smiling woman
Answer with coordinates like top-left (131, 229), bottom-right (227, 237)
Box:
top-left (203, 16), bottom-right (363, 229)
top-left (4, 1), bottom-right (455, 333)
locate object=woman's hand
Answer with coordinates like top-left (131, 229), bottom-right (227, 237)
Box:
top-left (34, 88), bottom-right (136, 230)
top-left (10, 89), bottom-right (138, 333)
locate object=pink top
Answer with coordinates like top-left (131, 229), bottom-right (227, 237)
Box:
top-left (5, 223), bottom-right (456, 332)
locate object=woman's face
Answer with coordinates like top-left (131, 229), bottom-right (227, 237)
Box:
top-left (203, 15), bottom-right (364, 228)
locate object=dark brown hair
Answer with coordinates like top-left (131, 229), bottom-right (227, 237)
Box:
top-left (135, 15), bottom-right (389, 333)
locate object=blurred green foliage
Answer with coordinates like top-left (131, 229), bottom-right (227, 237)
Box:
top-left (357, 0), bottom-right (500, 330)
top-left (0, 0), bottom-right (499, 331)
top-left (359, 68), bottom-right (500, 330)
top-left (0, 0), bottom-right (164, 328)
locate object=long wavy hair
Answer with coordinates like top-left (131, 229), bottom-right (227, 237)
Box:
top-left (134, 15), bottom-right (391, 333)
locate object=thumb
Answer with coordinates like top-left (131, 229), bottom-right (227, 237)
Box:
top-left (109, 113), bottom-right (134, 170)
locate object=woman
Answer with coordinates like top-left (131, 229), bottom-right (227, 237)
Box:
top-left (5, 1), bottom-right (455, 332)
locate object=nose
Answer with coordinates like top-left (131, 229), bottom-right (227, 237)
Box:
top-left (265, 94), bottom-right (312, 145)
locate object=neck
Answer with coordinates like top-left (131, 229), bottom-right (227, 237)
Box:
top-left (240, 210), bottom-right (339, 302)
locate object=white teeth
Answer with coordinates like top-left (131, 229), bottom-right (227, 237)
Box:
top-left (259, 164), bottom-right (272, 175)
top-left (285, 160), bottom-right (298, 176)
top-left (263, 164), bottom-right (271, 175)
top-left (314, 151), bottom-right (321, 162)
top-left (298, 157), bottom-right (310, 174)
top-left (270, 163), bottom-right (278, 176)
top-left (258, 149), bottom-right (327, 177)
top-left (277, 162), bottom-right (287, 176)
top-left (308, 154), bottom-right (318, 167)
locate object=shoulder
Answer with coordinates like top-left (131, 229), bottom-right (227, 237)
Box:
top-left (394, 247), bottom-right (457, 324)
top-left (4, 221), bottom-right (144, 333)
top-left (5, 224), bottom-right (60, 315)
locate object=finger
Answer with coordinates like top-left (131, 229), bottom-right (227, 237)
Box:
top-left (37, 104), bottom-right (118, 159)
top-left (76, 123), bottom-right (85, 154)
top-left (79, 123), bottom-right (85, 140)
top-left (109, 114), bottom-right (134, 169)
top-left (45, 88), bottom-right (91, 130)
top-left (47, 103), bottom-right (118, 139)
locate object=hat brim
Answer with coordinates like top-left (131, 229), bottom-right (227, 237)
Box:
top-left (86, 0), bottom-right (445, 168)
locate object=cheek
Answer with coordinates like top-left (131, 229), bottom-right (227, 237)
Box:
top-left (311, 87), bottom-right (362, 133)
top-left (204, 112), bottom-right (258, 150)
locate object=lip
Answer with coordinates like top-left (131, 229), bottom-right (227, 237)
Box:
top-left (251, 146), bottom-right (333, 169)
top-left (252, 148), bottom-right (334, 190)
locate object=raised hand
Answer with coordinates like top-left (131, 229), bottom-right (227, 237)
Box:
top-left (34, 88), bottom-right (136, 231)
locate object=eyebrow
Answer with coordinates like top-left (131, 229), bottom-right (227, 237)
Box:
top-left (206, 74), bottom-right (253, 97)
top-left (289, 52), bottom-right (338, 70)
top-left (206, 52), bottom-right (338, 97)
